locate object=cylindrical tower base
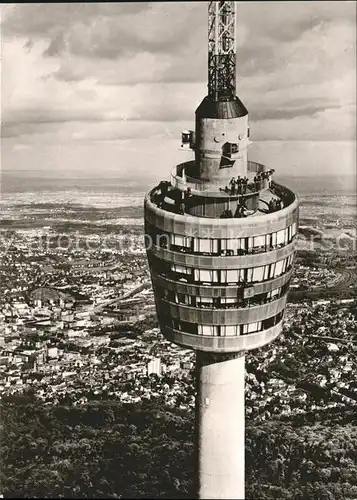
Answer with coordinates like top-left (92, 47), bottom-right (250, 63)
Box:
top-left (196, 351), bottom-right (245, 500)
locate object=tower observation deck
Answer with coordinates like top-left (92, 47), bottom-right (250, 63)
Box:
top-left (144, 2), bottom-right (299, 498)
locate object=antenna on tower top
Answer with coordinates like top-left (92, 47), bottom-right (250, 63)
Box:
top-left (208, 1), bottom-right (237, 101)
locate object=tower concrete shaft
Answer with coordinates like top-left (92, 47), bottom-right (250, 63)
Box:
top-left (196, 352), bottom-right (245, 499)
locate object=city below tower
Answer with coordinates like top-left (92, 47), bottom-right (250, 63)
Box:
top-left (144, 2), bottom-right (299, 499)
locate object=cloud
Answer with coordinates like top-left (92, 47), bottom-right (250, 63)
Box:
top-left (2, 36), bottom-right (203, 129)
top-left (3, 3), bottom-right (205, 59)
top-left (1, 3), bottom-right (149, 38)
top-left (1, 1), bottom-right (356, 145)
top-left (251, 104), bottom-right (356, 142)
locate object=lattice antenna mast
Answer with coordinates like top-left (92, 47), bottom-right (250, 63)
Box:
top-left (208, 1), bottom-right (236, 102)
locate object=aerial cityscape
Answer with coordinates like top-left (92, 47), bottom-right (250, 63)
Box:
top-left (1, 1), bottom-right (356, 499)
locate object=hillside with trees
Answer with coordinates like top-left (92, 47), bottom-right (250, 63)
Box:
top-left (1, 393), bottom-right (356, 499)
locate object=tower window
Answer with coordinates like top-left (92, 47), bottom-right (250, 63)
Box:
top-left (222, 142), bottom-right (239, 157)
top-left (172, 264), bottom-right (191, 274)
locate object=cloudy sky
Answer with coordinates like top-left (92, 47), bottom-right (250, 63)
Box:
top-left (1, 1), bottom-right (356, 182)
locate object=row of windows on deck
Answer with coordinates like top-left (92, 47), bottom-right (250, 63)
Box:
top-left (145, 221), bottom-right (297, 256)
top-left (160, 311), bottom-right (284, 337)
top-left (151, 254), bottom-right (294, 285)
top-left (155, 282), bottom-right (289, 309)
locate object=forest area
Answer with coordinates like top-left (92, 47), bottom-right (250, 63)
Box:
top-left (1, 393), bottom-right (357, 499)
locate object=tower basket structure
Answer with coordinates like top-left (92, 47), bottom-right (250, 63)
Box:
top-left (144, 2), bottom-right (299, 498)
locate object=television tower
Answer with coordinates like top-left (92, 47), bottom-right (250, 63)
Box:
top-left (144, 2), bottom-right (299, 499)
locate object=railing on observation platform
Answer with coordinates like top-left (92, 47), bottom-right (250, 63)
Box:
top-left (170, 160), bottom-right (271, 195)
top-left (170, 167), bottom-right (209, 192)
top-left (247, 161), bottom-right (267, 175)
top-left (149, 178), bottom-right (297, 216)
